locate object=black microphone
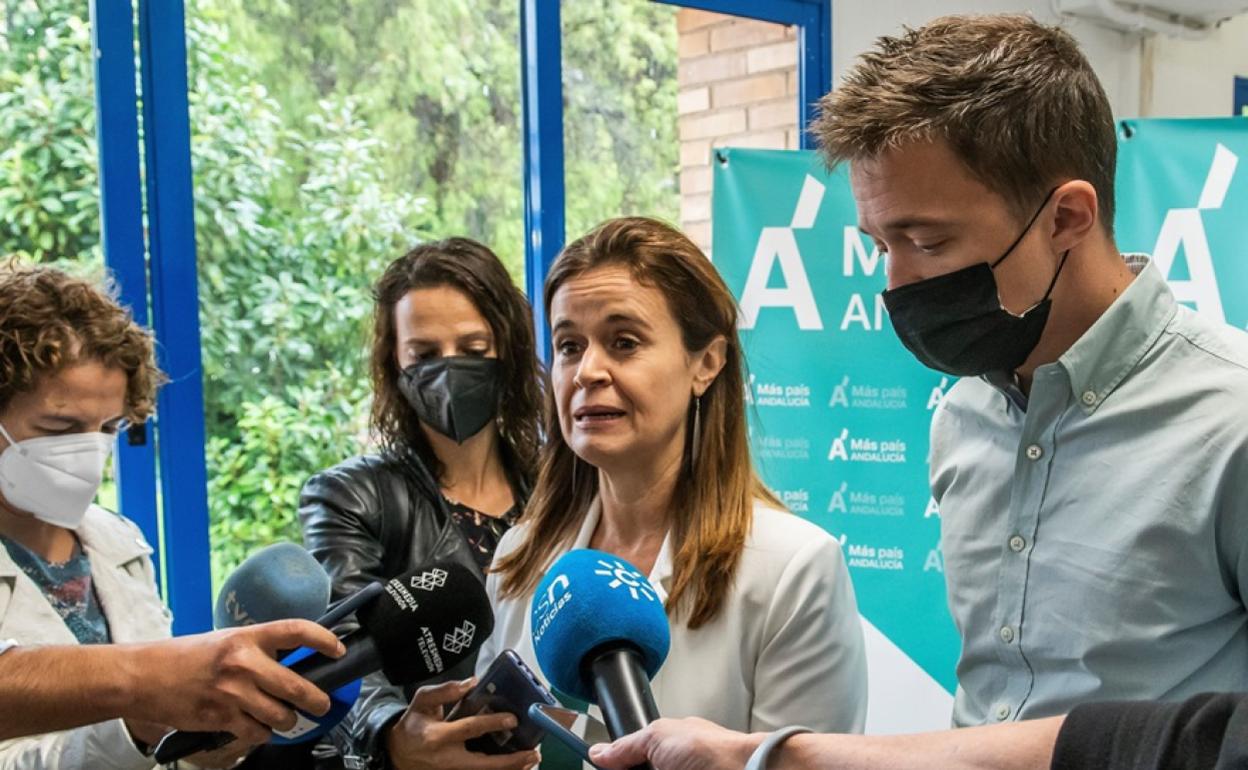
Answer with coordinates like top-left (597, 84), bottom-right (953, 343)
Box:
top-left (529, 549), bottom-right (671, 770)
top-left (155, 562), bottom-right (494, 763)
top-left (588, 646), bottom-right (661, 740)
top-left (314, 580), bottom-right (384, 630)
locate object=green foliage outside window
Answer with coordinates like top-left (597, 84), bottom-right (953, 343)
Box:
top-left (0, 0), bottom-right (677, 593)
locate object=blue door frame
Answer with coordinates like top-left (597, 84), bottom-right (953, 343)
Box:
top-left (91, 0), bottom-right (830, 633)
top-left (92, 0), bottom-right (213, 634)
top-left (521, 0), bottom-right (832, 359)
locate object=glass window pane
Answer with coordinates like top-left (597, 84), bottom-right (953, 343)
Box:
top-left (186, 0), bottom-right (524, 589)
top-left (0, 2), bottom-right (102, 269)
top-left (562, 0), bottom-right (680, 239)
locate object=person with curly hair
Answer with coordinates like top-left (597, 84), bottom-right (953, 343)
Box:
top-left (0, 262), bottom-right (258, 768)
top-left (298, 239), bottom-right (545, 770)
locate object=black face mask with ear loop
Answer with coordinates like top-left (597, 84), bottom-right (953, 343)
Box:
top-left (881, 187), bottom-right (1070, 377)
top-left (398, 356), bottom-right (503, 443)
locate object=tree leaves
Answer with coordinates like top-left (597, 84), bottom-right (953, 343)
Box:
top-left (3, 0), bottom-right (680, 592)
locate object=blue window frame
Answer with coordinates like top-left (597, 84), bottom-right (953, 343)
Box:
top-left (1236, 76), bottom-right (1248, 116)
top-left (520, 0), bottom-right (832, 359)
top-left (93, 0), bottom-right (213, 634)
top-left (89, 0), bottom-right (830, 632)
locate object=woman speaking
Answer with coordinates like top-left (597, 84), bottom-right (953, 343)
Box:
top-left (393, 217), bottom-right (868, 769)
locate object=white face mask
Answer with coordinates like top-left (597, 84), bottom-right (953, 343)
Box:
top-left (0, 422), bottom-right (115, 529)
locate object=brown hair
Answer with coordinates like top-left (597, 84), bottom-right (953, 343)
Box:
top-left (813, 14), bottom-right (1117, 232)
top-left (0, 261), bottom-right (163, 421)
top-left (494, 217), bottom-right (781, 629)
top-left (370, 238), bottom-right (543, 486)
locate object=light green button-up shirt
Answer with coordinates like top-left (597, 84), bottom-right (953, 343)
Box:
top-left (931, 255), bottom-right (1248, 727)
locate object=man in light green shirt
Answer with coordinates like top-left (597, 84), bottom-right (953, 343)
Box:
top-left (813, 15), bottom-right (1248, 728)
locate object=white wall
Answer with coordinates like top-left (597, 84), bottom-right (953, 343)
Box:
top-left (830, 1), bottom-right (1248, 119)
top-left (1149, 13), bottom-right (1248, 116)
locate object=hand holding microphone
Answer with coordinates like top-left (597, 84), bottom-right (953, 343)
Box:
top-left (155, 561), bottom-right (493, 764)
top-left (129, 542), bottom-right (339, 766)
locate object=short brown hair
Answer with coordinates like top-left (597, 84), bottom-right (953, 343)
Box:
top-left (370, 238), bottom-right (544, 486)
top-left (0, 262), bottom-right (163, 421)
top-left (813, 14), bottom-right (1116, 232)
top-left (494, 217), bottom-right (782, 629)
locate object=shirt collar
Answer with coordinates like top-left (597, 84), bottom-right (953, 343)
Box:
top-left (573, 497), bottom-right (674, 595)
top-left (0, 507), bottom-right (147, 577)
top-left (1058, 254), bottom-right (1175, 415)
top-left (74, 506), bottom-right (152, 569)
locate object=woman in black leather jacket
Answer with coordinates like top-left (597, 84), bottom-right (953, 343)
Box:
top-left (297, 238), bottom-right (543, 770)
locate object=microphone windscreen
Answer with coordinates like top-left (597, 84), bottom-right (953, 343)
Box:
top-left (529, 549), bottom-right (670, 702)
top-left (213, 542), bottom-right (331, 630)
top-left (356, 562), bottom-right (494, 685)
top-left (268, 646), bottom-right (362, 745)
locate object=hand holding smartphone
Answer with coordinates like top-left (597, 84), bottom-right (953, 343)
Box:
top-left (446, 649), bottom-right (558, 755)
top-left (448, 650), bottom-right (609, 767)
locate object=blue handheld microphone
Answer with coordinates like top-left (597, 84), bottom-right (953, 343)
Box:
top-left (530, 549), bottom-right (670, 770)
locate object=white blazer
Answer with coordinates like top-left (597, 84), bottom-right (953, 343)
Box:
top-left (478, 498), bottom-right (868, 739)
top-left (0, 505), bottom-right (171, 770)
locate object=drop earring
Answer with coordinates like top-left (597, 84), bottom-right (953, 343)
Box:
top-left (691, 395), bottom-right (702, 474)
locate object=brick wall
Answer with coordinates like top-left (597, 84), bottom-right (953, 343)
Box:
top-left (677, 9), bottom-right (799, 255)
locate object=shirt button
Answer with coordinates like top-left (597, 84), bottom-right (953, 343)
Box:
top-left (999, 625), bottom-right (1016, 643)
top-left (1025, 444), bottom-right (1043, 461)
top-left (1081, 390), bottom-right (1098, 406)
top-left (995, 704), bottom-right (1011, 721)
top-left (1008, 535), bottom-right (1026, 552)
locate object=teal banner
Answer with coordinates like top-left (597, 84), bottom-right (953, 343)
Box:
top-left (713, 150), bottom-right (955, 734)
top-left (1117, 118), bottom-right (1248, 331)
top-left (711, 117), bottom-right (1248, 733)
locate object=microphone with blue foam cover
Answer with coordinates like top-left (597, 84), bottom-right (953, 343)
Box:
top-left (212, 541), bottom-right (331, 630)
top-left (156, 561), bottom-right (494, 763)
top-left (530, 549), bottom-right (669, 769)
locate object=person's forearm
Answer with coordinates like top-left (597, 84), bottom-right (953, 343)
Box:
top-left (772, 717), bottom-right (1065, 770)
top-left (0, 644), bottom-right (139, 740)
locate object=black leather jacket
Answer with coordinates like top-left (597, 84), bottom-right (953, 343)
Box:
top-left (298, 452), bottom-right (527, 768)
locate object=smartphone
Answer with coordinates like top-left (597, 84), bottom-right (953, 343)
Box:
top-left (446, 649), bottom-right (558, 754)
top-left (528, 702), bottom-right (608, 769)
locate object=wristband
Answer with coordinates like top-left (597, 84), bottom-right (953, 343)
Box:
top-left (744, 726), bottom-right (812, 770)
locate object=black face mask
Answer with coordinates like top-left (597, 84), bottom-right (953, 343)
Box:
top-left (880, 188), bottom-right (1069, 377)
top-left (398, 357), bottom-right (503, 444)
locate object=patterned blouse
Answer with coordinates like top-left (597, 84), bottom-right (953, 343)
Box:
top-left (444, 497), bottom-right (520, 572)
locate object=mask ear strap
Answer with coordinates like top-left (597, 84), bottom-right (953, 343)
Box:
top-left (0, 423), bottom-right (19, 452)
top-left (1041, 249), bottom-right (1072, 300)
top-left (991, 186), bottom-right (1061, 269)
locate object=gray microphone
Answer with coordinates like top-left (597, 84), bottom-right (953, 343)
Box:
top-left (213, 542), bottom-right (331, 629)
